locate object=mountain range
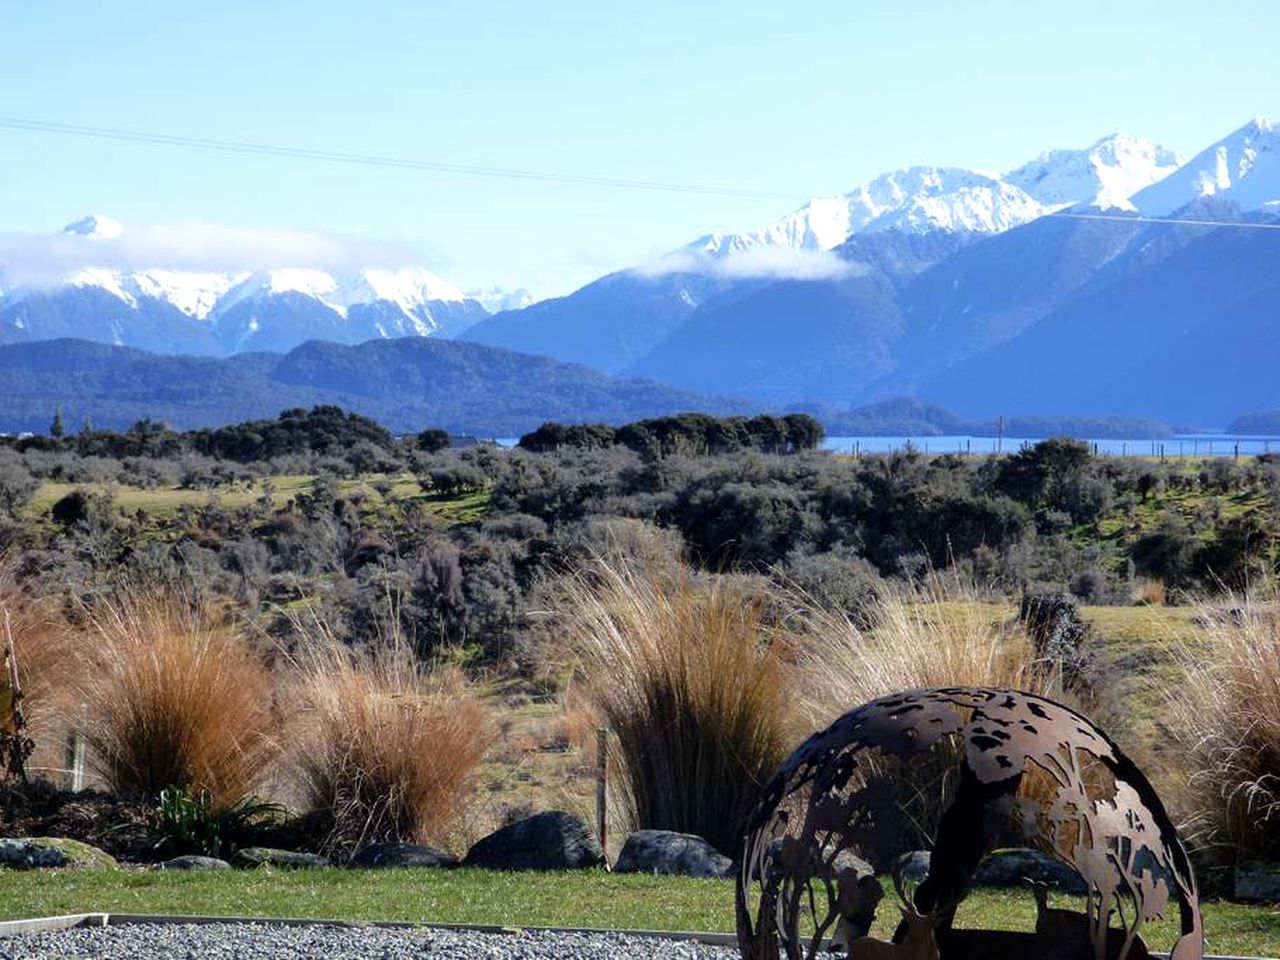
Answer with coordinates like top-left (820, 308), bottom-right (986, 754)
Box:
top-left (2, 118), bottom-right (1278, 428)
top-left (466, 119), bottom-right (1280, 426)
top-left (0, 215), bottom-right (499, 355)
top-left (0, 337), bottom-right (737, 436)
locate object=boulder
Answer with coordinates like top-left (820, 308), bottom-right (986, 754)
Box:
top-left (157, 855), bottom-right (231, 871)
top-left (232, 847), bottom-right (330, 869)
top-left (0, 837), bottom-right (118, 869)
top-left (614, 830), bottom-right (733, 879)
top-left (350, 842), bottom-right (458, 869)
top-left (1234, 861), bottom-right (1280, 903)
top-left (463, 811), bottom-right (605, 871)
top-left (974, 848), bottom-right (1087, 895)
top-left (896, 850), bottom-right (931, 882)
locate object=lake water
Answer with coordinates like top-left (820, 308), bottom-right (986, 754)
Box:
top-left (492, 435), bottom-right (1280, 457)
top-left (821, 435), bottom-right (1280, 457)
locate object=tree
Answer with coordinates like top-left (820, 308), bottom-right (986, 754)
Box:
top-left (416, 428), bottom-right (452, 453)
top-left (50, 405), bottom-right (65, 439)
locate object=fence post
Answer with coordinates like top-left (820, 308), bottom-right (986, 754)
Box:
top-left (596, 727), bottom-right (608, 859)
top-left (65, 729), bottom-right (85, 792)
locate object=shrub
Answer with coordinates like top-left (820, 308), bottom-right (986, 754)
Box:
top-left (1166, 599), bottom-right (1280, 863)
top-left (76, 593), bottom-right (277, 808)
top-left (557, 559), bottom-right (791, 854)
top-left (151, 785), bottom-right (284, 859)
top-left (283, 628), bottom-right (490, 858)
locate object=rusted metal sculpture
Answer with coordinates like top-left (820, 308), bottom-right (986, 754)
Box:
top-left (737, 687), bottom-right (1202, 960)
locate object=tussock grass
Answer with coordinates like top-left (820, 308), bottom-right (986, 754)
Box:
top-left (558, 560), bottom-right (790, 854)
top-left (283, 623), bottom-right (490, 858)
top-left (1166, 597), bottom-right (1280, 863)
top-left (75, 592), bottom-right (276, 808)
top-left (789, 581), bottom-right (1066, 729)
top-left (1, 568), bottom-right (83, 770)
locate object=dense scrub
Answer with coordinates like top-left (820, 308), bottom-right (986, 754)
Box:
top-left (2, 411), bottom-right (1278, 665)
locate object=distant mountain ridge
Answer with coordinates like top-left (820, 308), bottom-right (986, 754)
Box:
top-left (0, 337), bottom-right (744, 436)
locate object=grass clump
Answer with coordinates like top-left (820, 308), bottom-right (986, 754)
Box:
top-left (283, 630), bottom-right (490, 858)
top-left (789, 581), bottom-right (1067, 729)
top-left (1166, 598), bottom-right (1280, 864)
top-left (558, 559), bottom-right (790, 854)
top-left (76, 592), bottom-right (276, 809)
top-left (0, 567), bottom-right (83, 779)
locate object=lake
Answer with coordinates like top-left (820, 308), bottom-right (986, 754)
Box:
top-left (821, 435), bottom-right (1280, 457)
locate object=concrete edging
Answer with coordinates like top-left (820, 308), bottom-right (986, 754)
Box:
top-left (0, 912), bottom-right (1271, 959)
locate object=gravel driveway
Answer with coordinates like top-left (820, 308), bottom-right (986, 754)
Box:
top-left (0, 922), bottom-right (741, 959)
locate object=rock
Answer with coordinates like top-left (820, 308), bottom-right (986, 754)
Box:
top-left (895, 850), bottom-right (931, 882)
top-left (0, 837), bottom-right (118, 869)
top-left (972, 849), bottom-right (1085, 896)
top-left (974, 848), bottom-right (1087, 895)
top-left (614, 830), bottom-right (734, 879)
top-left (1234, 861), bottom-right (1280, 903)
top-left (157, 855), bottom-right (231, 871)
top-left (463, 811), bottom-right (605, 871)
top-left (232, 847), bottom-right (330, 869)
top-left (349, 842), bottom-right (458, 869)
top-left (752, 838), bottom-right (875, 882)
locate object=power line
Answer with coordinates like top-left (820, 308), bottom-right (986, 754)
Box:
top-left (1049, 210), bottom-right (1280, 231)
top-left (0, 115), bottom-right (800, 201)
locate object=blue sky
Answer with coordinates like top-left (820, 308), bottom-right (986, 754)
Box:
top-left (1, 1), bottom-right (1276, 296)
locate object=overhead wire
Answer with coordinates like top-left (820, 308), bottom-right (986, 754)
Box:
top-left (0, 115), bottom-right (800, 201)
top-left (3, 115), bottom-right (1279, 232)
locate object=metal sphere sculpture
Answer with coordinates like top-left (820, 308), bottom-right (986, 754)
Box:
top-left (736, 687), bottom-right (1202, 960)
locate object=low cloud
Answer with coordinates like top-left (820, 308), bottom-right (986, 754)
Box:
top-left (0, 220), bottom-right (420, 287)
top-left (633, 246), bottom-right (866, 282)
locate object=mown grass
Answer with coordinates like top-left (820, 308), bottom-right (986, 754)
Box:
top-left (0, 870), bottom-right (1276, 954)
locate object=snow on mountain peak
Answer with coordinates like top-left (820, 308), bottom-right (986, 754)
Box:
top-left (62, 214), bottom-right (123, 239)
top-left (1132, 118), bottom-right (1279, 216)
top-left (466, 286), bottom-right (536, 314)
top-left (693, 166), bottom-right (1047, 258)
top-left (1007, 134), bottom-right (1182, 211)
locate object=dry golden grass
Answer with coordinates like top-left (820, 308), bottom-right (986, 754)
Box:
top-left (0, 569), bottom-right (85, 781)
top-left (1130, 579), bottom-right (1168, 607)
top-left (789, 581), bottom-right (1067, 729)
top-left (75, 592), bottom-right (276, 808)
top-left (1165, 597), bottom-right (1280, 862)
top-left (281, 624), bottom-right (491, 858)
top-left (557, 559), bottom-right (791, 854)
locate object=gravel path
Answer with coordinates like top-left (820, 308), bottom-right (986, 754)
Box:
top-left (0, 922), bottom-right (741, 959)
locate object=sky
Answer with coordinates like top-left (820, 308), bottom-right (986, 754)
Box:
top-left (0, 1), bottom-right (1277, 298)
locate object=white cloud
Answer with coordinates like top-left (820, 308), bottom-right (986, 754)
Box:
top-left (0, 219), bottom-right (420, 287)
top-left (632, 245), bottom-right (865, 282)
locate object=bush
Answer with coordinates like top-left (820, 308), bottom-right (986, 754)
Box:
top-left (76, 593), bottom-right (277, 808)
top-left (151, 785), bottom-right (284, 859)
top-left (557, 559), bottom-right (791, 854)
top-left (283, 628), bottom-right (490, 858)
top-left (1167, 599), bottom-right (1280, 864)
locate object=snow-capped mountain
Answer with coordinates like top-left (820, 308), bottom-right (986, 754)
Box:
top-left (465, 286), bottom-right (536, 315)
top-left (692, 134), bottom-right (1181, 257)
top-left (1007, 134), bottom-right (1182, 210)
top-left (1132, 118), bottom-right (1280, 216)
top-left (0, 217), bottom-right (491, 355)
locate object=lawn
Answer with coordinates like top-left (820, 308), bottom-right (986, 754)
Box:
top-left (1, 869), bottom-right (1277, 955)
